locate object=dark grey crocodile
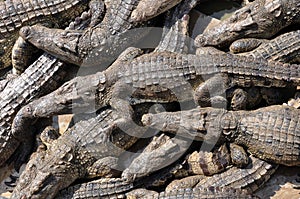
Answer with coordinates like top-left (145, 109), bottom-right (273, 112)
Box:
top-left (195, 0), bottom-right (300, 48)
top-left (53, 157), bottom-right (267, 198)
top-left (0, 5), bottom-right (97, 174)
top-left (142, 105), bottom-right (300, 166)
top-left (17, 0), bottom-right (188, 66)
top-left (11, 107), bottom-right (140, 199)
top-left (0, 0), bottom-right (89, 70)
top-left (0, 0), bottom-right (168, 175)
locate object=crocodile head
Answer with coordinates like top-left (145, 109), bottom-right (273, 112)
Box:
top-left (195, 0), bottom-right (287, 48)
top-left (11, 140), bottom-right (82, 199)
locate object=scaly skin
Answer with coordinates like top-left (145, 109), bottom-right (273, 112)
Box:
top-left (126, 187), bottom-right (258, 199)
top-left (18, 0), bottom-right (159, 66)
top-left (130, 0), bottom-right (183, 23)
top-left (0, 5), bottom-right (96, 173)
top-left (0, 53), bottom-right (67, 169)
top-left (142, 105), bottom-right (300, 166)
top-left (11, 108), bottom-right (139, 199)
top-left (230, 38), bottom-right (266, 54)
top-left (12, 51), bottom-right (300, 143)
top-left (122, 134), bottom-right (191, 182)
top-left (164, 156), bottom-right (275, 195)
top-left (55, 178), bottom-right (132, 199)
top-left (236, 30), bottom-right (300, 63)
top-left (195, 0), bottom-right (300, 48)
top-left (59, 157), bottom-right (267, 198)
top-left (195, 156), bottom-right (277, 194)
top-left (186, 144), bottom-right (232, 176)
top-left (0, 0), bottom-right (89, 69)
top-left (228, 30), bottom-right (300, 110)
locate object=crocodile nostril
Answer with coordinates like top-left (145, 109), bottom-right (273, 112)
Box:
top-left (19, 26), bottom-right (31, 40)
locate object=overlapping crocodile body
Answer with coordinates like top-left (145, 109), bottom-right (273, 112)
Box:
top-left (0, 53), bottom-right (67, 168)
top-left (142, 105), bottom-right (300, 166)
top-left (11, 108), bottom-right (139, 199)
top-left (0, 0), bottom-right (89, 69)
top-left (195, 0), bottom-right (300, 48)
top-left (196, 156), bottom-right (277, 193)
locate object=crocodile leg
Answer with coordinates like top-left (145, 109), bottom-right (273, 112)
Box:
top-left (229, 87), bottom-right (262, 110)
top-left (193, 73), bottom-right (229, 108)
top-left (11, 37), bottom-right (41, 75)
top-left (164, 175), bottom-right (205, 193)
top-left (85, 156), bottom-right (121, 178)
top-left (229, 143), bottom-right (249, 168)
top-left (229, 38), bottom-right (266, 54)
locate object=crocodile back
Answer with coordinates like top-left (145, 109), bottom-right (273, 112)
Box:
top-left (196, 156), bottom-right (277, 193)
top-left (235, 105), bottom-right (300, 166)
top-left (0, 54), bottom-right (66, 166)
top-left (117, 52), bottom-right (299, 93)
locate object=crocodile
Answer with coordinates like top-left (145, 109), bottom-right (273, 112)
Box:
top-left (0, 0), bottom-right (168, 174)
top-left (55, 178), bottom-right (133, 199)
top-left (11, 51), bottom-right (300, 141)
top-left (142, 105), bottom-right (300, 166)
top-left (10, 107), bottom-right (142, 199)
top-left (126, 187), bottom-right (258, 199)
top-left (54, 157), bottom-right (267, 198)
top-left (17, 0), bottom-right (190, 66)
top-left (10, 0), bottom-right (199, 152)
top-left (195, 155), bottom-right (277, 193)
top-left (195, 0), bottom-right (300, 48)
top-left (0, 4), bottom-right (98, 173)
top-left (225, 30), bottom-right (300, 110)
top-left (0, 0), bottom-right (90, 70)
top-left (9, 1), bottom-right (195, 197)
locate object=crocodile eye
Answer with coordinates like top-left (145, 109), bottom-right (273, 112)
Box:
top-left (24, 106), bottom-right (32, 114)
